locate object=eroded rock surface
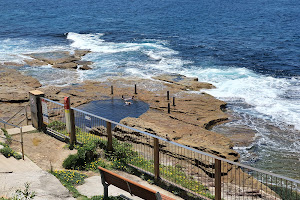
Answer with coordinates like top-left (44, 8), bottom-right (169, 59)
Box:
top-left (154, 74), bottom-right (215, 90)
top-left (24, 50), bottom-right (92, 70)
top-left (0, 66), bottom-right (41, 102)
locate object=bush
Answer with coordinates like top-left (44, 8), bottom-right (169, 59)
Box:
top-left (63, 154), bottom-right (82, 170)
top-left (0, 146), bottom-right (22, 160)
top-left (47, 121), bottom-right (66, 131)
top-left (1, 128), bottom-right (12, 144)
top-left (63, 141), bottom-right (98, 170)
top-left (0, 147), bottom-right (14, 158)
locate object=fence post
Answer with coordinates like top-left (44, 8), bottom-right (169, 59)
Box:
top-left (25, 105), bottom-right (29, 125)
top-left (29, 90), bottom-right (45, 131)
top-left (215, 159), bottom-right (222, 200)
top-left (107, 121), bottom-right (112, 151)
top-left (20, 127), bottom-right (24, 160)
top-left (64, 97), bottom-right (76, 148)
top-left (154, 138), bottom-right (160, 180)
top-left (134, 84), bottom-right (137, 94)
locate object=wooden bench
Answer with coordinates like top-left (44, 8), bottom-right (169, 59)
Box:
top-left (98, 166), bottom-right (175, 200)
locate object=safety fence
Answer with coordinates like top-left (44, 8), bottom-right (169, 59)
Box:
top-left (40, 97), bottom-right (300, 200)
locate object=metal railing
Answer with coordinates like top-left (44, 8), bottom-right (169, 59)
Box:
top-left (0, 119), bottom-right (25, 160)
top-left (40, 97), bottom-right (300, 200)
top-left (1, 105), bottom-right (31, 129)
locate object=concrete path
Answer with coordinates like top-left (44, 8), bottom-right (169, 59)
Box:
top-left (1, 126), bottom-right (184, 199)
top-left (0, 154), bottom-right (75, 200)
top-left (0, 126), bottom-right (75, 200)
top-left (6, 125), bottom-right (36, 135)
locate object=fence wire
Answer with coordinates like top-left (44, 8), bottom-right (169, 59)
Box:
top-left (40, 97), bottom-right (300, 200)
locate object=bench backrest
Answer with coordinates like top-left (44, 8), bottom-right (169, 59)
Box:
top-left (98, 166), bottom-right (160, 200)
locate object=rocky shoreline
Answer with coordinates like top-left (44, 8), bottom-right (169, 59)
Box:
top-left (0, 50), bottom-right (256, 162)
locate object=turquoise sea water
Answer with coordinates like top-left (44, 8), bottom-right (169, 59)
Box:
top-left (0, 0), bottom-right (299, 179)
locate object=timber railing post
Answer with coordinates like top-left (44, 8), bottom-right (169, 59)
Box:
top-left (215, 158), bottom-right (222, 200)
top-left (107, 121), bottom-right (112, 151)
top-left (154, 138), bottom-right (160, 180)
top-left (20, 127), bottom-right (24, 160)
top-left (29, 90), bottom-right (45, 131)
top-left (64, 97), bottom-right (76, 149)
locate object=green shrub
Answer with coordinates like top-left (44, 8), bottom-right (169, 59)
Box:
top-left (1, 128), bottom-right (12, 144)
top-left (13, 182), bottom-right (36, 200)
top-left (0, 146), bottom-right (22, 160)
top-left (63, 154), bottom-right (82, 170)
top-left (13, 152), bottom-right (22, 160)
top-left (47, 121), bottom-right (66, 131)
top-left (63, 141), bottom-right (98, 170)
top-left (0, 147), bottom-right (14, 158)
top-left (0, 141), bottom-right (9, 148)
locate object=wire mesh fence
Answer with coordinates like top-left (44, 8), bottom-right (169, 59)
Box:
top-left (40, 97), bottom-right (67, 139)
top-left (40, 97), bottom-right (300, 200)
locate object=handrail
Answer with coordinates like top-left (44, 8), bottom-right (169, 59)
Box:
top-left (1, 105), bottom-right (30, 128)
top-left (0, 119), bottom-right (24, 160)
top-left (0, 118), bottom-right (21, 129)
top-left (6, 107), bottom-right (26, 124)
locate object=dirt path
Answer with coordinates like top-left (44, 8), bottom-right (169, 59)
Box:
top-left (11, 131), bottom-right (76, 171)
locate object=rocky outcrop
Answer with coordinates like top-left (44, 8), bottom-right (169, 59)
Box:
top-left (153, 74), bottom-right (215, 90)
top-left (24, 59), bottom-right (48, 66)
top-left (0, 66), bottom-right (41, 102)
top-left (24, 50), bottom-right (93, 70)
top-left (53, 62), bottom-right (78, 69)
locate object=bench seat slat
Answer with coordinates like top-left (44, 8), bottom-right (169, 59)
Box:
top-left (98, 167), bottom-right (176, 200)
top-left (99, 166), bottom-right (159, 200)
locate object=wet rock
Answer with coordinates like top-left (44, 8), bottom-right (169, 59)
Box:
top-left (52, 62), bottom-right (78, 69)
top-left (79, 65), bottom-right (92, 70)
top-left (3, 62), bottom-right (24, 67)
top-left (26, 51), bottom-right (79, 65)
top-left (24, 59), bottom-right (48, 66)
top-left (74, 49), bottom-right (91, 58)
top-left (74, 60), bottom-right (93, 65)
top-left (153, 74), bottom-right (215, 90)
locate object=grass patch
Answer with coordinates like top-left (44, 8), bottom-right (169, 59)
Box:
top-left (0, 139), bottom-right (22, 160)
top-left (50, 170), bottom-right (87, 198)
top-left (50, 169), bottom-right (123, 200)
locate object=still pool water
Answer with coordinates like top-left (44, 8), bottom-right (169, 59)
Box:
top-left (77, 98), bottom-right (149, 123)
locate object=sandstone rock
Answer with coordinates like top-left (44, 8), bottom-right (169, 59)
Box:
top-left (74, 60), bottom-right (93, 65)
top-left (24, 59), bottom-right (48, 66)
top-left (3, 62), bottom-right (24, 67)
top-left (79, 65), bottom-right (92, 70)
top-left (26, 51), bottom-right (79, 65)
top-left (52, 62), bottom-right (78, 69)
top-left (0, 67), bottom-right (41, 102)
top-left (153, 74), bottom-right (215, 90)
top-left (74, 50), bottom-right (91, 58)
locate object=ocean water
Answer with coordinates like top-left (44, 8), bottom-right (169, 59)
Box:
top-left (0, 0), bottom-right (299, 178)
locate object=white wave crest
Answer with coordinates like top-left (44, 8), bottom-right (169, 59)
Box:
top-left (184, 67), bottom-right (300, 130)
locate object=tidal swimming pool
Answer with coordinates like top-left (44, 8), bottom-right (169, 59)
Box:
top-left (76, 98), bottom-right (149, 123)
